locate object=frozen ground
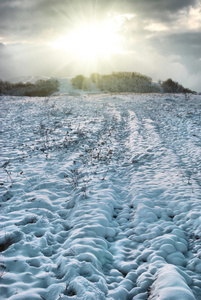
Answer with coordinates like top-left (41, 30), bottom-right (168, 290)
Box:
top-left (0, 93), bottom-right (201, 300)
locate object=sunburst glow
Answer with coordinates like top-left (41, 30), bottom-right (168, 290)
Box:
top-left (51, 22), bottom-right (122, 61)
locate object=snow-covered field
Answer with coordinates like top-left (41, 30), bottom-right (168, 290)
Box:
top-left (0, 93), bottom-right (201, 300)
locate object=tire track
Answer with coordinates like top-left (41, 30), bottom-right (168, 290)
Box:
top-left (1, 94), bottom-right (201, 300)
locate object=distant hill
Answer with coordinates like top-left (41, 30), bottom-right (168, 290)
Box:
top-left (8, 75), bottom-right (50, 84)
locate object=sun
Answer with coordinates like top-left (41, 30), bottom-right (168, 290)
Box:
top-left (51, 22), bottom-right (122, 61)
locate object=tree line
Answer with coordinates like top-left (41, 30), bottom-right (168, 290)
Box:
top-left (0, 72), bottom-right (196, 96)
top-left (0, 78), bottom-right (59, 96)
top-left (71, 72), bottom-right (196, 94)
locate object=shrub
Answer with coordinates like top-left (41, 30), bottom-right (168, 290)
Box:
top-left (71, 75), bottom-right (86, 89)
top-left (161, 78), bottom-right (195, 94)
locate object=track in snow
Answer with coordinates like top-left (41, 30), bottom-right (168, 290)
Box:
top-left (0, 94), bottom-right (201, 300)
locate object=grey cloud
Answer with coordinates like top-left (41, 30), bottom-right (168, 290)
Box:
top-left (0, 0), bottom-right (118, 39)
top-left (167, 32), bottom-right (201, 59)
top-left (127, 0), bottom-right (197, 13)
top-left (0, 0), bottom-right (199, 42)
top-left (117, 0), bottom-right (198, 24)
top-left (149, 32), bottom-right (201, 72)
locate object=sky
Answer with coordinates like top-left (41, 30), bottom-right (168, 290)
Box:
top-left (0, 0), bottom-right (201, 92)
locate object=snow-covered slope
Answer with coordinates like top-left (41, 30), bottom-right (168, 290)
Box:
top-left (8, 76), bottom-right (51, 84)
top-left (53, 78), bottom-right (83, 96)
top-left (53, 78), bottom-right (102, 96)
top-left (0, 93), bottom-right (201, 300)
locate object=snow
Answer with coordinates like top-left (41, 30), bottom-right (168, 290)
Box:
top-left (8, 76), bottom-right (51, 84)
top-left (0, 93), bottom-right (201, 300)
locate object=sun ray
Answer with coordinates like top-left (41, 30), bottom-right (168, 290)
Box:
top-left (50, 21), bottom-right (122, 63)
